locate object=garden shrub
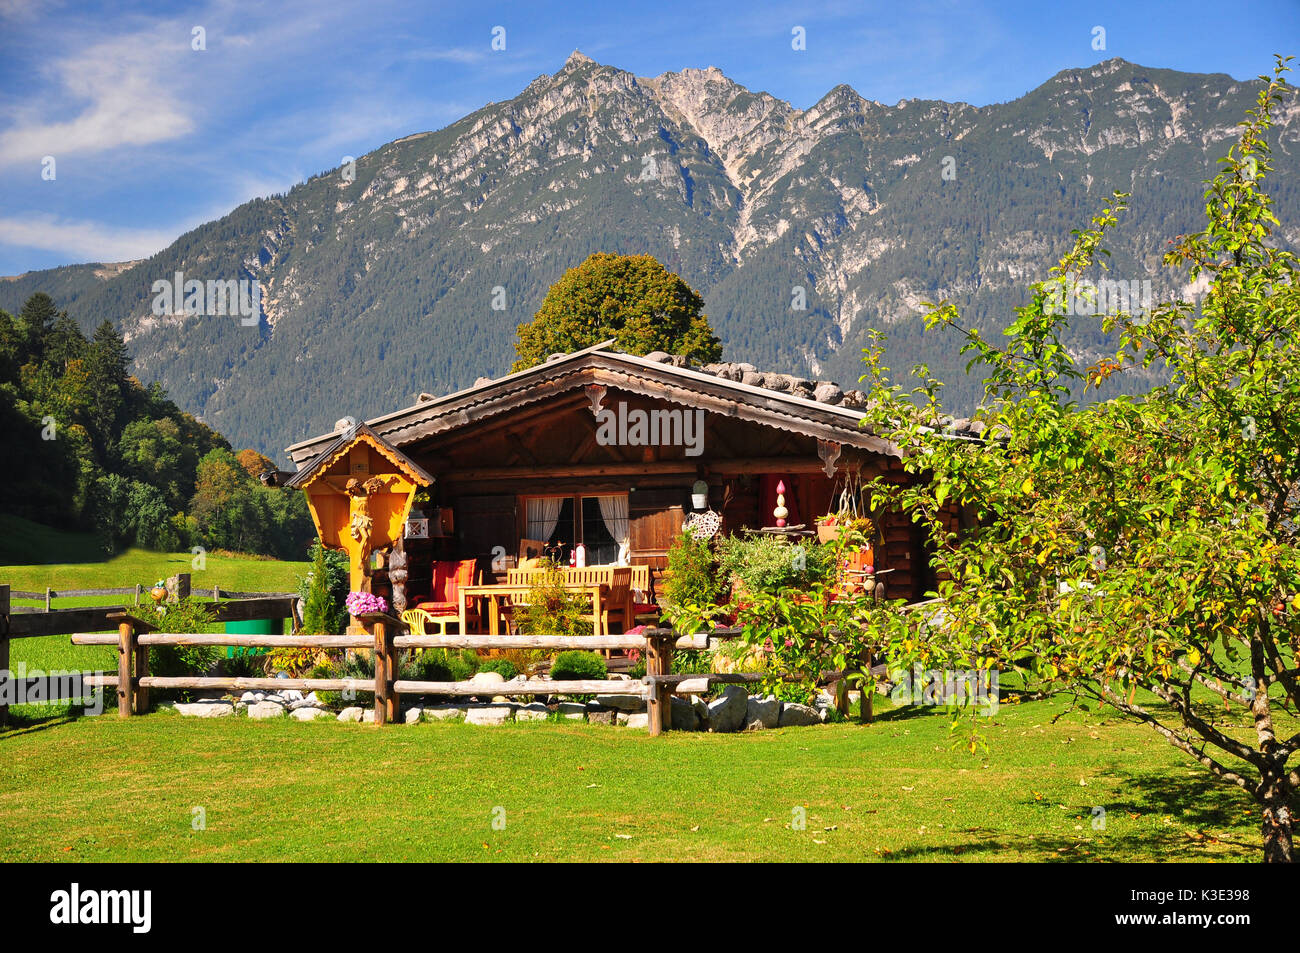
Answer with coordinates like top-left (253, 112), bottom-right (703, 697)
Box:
top-left (662, 531), bottom-right (723, 621)
top-left (297, 540), bottom-right (348, 635)
top-left (716, 534), bottom-right (835, 595)
top-left (515, 562), bottom-right (594, 636)
top-left (221, 650), bottom-right (267, 679)
top-left (312, 652), bottom-right (374, 708)
top-left (549, 650), bottom-right (607, 680)
top-left (150, 598), bottom-right (219, 702)
top-left (479, 658), bottom-right (517, 680)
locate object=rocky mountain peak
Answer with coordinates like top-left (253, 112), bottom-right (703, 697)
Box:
top-left (3, 56), bottom-right (1293, 458)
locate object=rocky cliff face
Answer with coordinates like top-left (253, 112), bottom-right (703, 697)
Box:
top-left (3, 54), bottom-right (1296, 456)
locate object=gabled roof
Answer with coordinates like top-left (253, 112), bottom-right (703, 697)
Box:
top-left (285, 421), bottom-right (435, 489)
top-left (286, 344), bottom-right (898, 468)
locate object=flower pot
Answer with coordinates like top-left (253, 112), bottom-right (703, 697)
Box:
top-left (817, 522), bottom-right (841, 544)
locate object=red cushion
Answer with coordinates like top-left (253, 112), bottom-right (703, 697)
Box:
top-left (416, 601), bottom-right (458, 613)
top-left (633, 603), bottom-right (658, 615)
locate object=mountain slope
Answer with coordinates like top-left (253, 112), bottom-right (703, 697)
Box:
top-left (3, 53), bottom-right (1297, 458)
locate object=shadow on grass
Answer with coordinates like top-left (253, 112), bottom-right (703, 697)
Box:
top-left (0, 710), bottom-right (82, 739)
top-left (878, 768), bottom-right (1262, 862)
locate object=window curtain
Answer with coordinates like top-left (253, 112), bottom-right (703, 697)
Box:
top-left (595, 494), bottom-right (631, 566)
top-left (526, 497), bottom-right (564, 542)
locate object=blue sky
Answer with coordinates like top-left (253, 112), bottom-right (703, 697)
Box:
top-left (0, 0), bottom-right (1296, 275)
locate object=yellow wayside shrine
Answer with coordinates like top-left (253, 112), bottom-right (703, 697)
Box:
top-left (286, 423), bottom-right (433, 630)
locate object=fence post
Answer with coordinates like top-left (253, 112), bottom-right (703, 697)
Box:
top-left (370, 616), bottom-right (397, 725)
top-left (646, 630), bottom-right (673, 736)
top-left (135, 631), bottom-right (150, 714)
top-left (1, 584), bottom-right (10, 727)
top-left (117, 617), bottom-right (137, 718)
top-left (45, 587), bottom-right (52, 612)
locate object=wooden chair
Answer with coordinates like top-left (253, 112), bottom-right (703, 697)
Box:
top-left (627, 565), bottom-right (658, 625)
top-left (565, 566), bottom-right (631, 636)
top-left (401, 559), bottom-right (479, 636)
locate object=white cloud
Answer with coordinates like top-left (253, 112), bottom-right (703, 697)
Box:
top-left (407, 47), bottom-right (487, 64)
top-left (0, 23), bottom-right (195, 165)
top-left (0, 214), bottom-right (180, 263)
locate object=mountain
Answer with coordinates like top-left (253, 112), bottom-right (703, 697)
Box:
top-left (3, 52), bottom-right (1297, 459)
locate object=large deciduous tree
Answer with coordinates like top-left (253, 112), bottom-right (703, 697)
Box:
top-left (511, 253), bottom-right (722, 371)
top-left (860, 59), bottom-right (1300, 861)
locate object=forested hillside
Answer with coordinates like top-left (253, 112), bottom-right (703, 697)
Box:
top-left (0, 293), bottom-right (312, 557)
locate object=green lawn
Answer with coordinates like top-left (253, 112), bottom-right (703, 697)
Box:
top-left (2, 514), bottom-right (309, 704)
top-left (0, 514), bottom-right (308, 601)
top-left (0, 518), bottom-right (1277, 862)
top-left (0, 693), bottom-right (1268, 862)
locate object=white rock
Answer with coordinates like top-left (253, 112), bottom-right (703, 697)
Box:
top-left (239, 691), bottom-right (259, 704)
top-left (291, 707), bottom-right (332, 721)
top-left (594, 693), bottom-right (645, 712)
top-left (515, 703), bottom-right (550, 722)
top-left (262, 693), bottom-right (286, 706)
top-left (466, 706), bottom-right (514, 726)
top-left (623, 712), bottom-right (650, 729)
top-left (281, 689), bottom-right (304, 702)
top-left (337, 707), bottom-right (364, 722)
top-left (778, 703), bottom-right (821, 727)
top-left (557, 702), bottom-right (587, 720)
top-left (174, 700), bottom-right (235, 718)
top-left (670, 695), bottom-right (700, 731)
top-left (707, 685), bottom-right (749, 732)
top-left (424, 705), bottom-right (466, 721)
top-left (361, 709), bottom-right (376, 723)
top-left (247, 701), bottom-right (286, 719)
top-left (404, 707), bottom-right (424, 724)
top-left (469, 671), bottom-right (505, 687)
top-left (675, 678), bottom-right (710, 694)
top-left (746, 695), bottom-right (781, 730)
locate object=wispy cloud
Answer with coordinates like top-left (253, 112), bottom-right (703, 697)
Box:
top-left (0, 23), bottom-right (196, 165)
top-left (0, 213), bottom-right (181, 263)
top-left (406, 47), bottom-right (487, 64)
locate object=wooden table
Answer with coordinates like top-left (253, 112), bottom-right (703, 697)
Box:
top-left (459, 583), bottom-right (609, 635)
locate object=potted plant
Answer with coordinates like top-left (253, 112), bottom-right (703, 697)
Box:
top-left (815, 514), bottom-right (841, 544)
top-left (691, 479), bottom-right (710, 510)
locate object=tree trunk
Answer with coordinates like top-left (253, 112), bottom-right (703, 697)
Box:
top-left (1259, 778), bottom-right (1294, 863)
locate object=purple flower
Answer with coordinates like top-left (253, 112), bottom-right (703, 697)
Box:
top-left (345, 591), bottom-right (388, 616)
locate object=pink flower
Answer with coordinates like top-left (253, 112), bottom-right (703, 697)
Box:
top-left (345, 591), bottom-right (388, 616)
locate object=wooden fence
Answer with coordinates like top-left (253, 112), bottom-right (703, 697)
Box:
top-left (0, 580), bottom-right (299, 726)
top-left (65, 611), bottom-right (757, 735)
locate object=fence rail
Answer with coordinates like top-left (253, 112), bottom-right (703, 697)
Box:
top-left (57, 610), bottom-right (726, 734)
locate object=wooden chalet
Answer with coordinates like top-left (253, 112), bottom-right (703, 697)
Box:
top-left (285, 342), bottom-right (941, 613)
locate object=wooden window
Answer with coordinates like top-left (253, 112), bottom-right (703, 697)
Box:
top-left (520, 493), bottom-right (629, 565)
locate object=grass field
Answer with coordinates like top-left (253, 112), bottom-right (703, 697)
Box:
top-left (0, 692), bottom-right (1269, 863)
top-left (0, 516), bottom-right (1277, 862)
top-left (2, 514), bottom-right (309, 676)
